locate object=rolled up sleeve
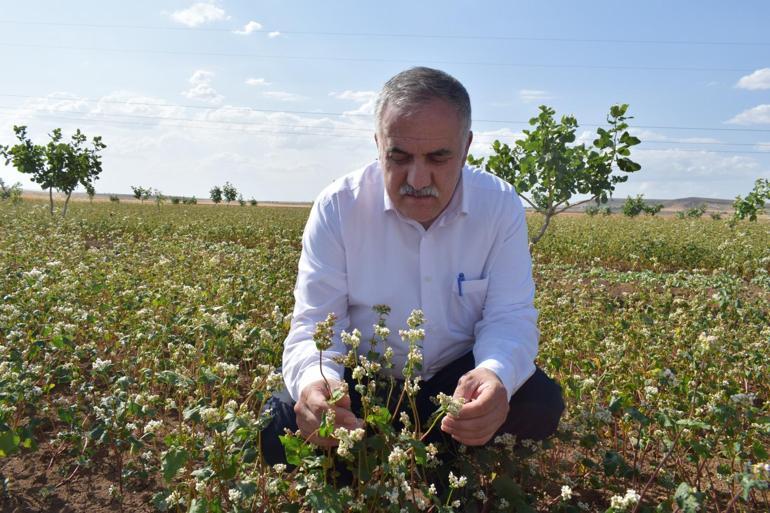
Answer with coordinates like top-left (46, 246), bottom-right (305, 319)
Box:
top-left (473, 192), bottom-right (538, 399)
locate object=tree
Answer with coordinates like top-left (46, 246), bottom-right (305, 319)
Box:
top-left (622, 194), bottom-right (662, 217)
top-left (210, 185), bottom-right (223, 204)
top-left (249, 197), bottom-right (258, 206)
top-left (238, 193), bottom-right (245, 206)
top-left (733, 178), bottom-right (770, 222)
top-left (222, 181), bottom-right (238, 204)
top-left (0, 178), bottom-right (23, 204)
top-left (0, 125), bottom-right (106, 216)
top-left (153, 189), bottom-right (165, 209)
top-left (468, 104), bottom-right (641, 245)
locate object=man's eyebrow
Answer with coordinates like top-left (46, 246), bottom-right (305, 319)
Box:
top-left (387, 147), bottom-right (410, 155)
top-left (427, 149), bottom-right (452, 157)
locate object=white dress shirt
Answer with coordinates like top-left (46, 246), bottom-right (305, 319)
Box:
top-left (282, 161), bottom-right (538, 402)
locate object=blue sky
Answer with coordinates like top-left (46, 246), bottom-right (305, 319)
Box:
top-left (1, 1), bottom-right (769, 201)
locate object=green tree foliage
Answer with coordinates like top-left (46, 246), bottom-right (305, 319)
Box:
top-left (210, 186), bottom-right (223, 204)
top-left (0, 178), bottom-right (23, 204)
top-left (222, 182), bottom-right (238, 204)
top-left (0, 125), bottom-right (106, 216)
top-left (733, 178), bottom-right (770, 222)
top-left (623, 194), bottom-right (663, 217)
top-left (131, 186), bottom-right (151, 204)
top-left (468, 104), bottom-right (641, 244)
top-left (153, 189), bottom-right (165, 209)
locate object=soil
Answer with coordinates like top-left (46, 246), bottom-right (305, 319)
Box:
top-left (0, 438), bottom-right (156, 513)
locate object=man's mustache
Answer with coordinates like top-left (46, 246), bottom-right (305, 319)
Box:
top-left (399, 184), bottom-right (438, 198)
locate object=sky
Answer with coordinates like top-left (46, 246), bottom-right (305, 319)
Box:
top-left (1, 1), bottom-right (769, 202)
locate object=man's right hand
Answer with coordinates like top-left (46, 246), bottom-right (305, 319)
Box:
top-left (294, 379), bottom-right (364, 447)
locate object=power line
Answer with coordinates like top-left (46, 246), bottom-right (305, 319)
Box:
top-left (3, 93), bottom-right (770, 134)
top-left (0, 42), bottom-right (756, 73)
top-left (1, 20), bottom-right (769, 47)
top-left (1, 105), bottom-right (768, 148)
top-left (3, 109), bottom-right (769, 155)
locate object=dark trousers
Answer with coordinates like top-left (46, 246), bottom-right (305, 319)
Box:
top-left (261, 351), bottom-right (565, 466)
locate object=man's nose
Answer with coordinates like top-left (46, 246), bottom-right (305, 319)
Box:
top-left (406, 160), bottom-right (432, 190)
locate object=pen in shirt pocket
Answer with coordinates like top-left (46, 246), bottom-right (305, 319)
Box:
top-left (457, 272), bottom-right (465, 296)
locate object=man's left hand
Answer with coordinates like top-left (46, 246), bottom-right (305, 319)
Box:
top-left (440, 367), bottom-right (509, 446)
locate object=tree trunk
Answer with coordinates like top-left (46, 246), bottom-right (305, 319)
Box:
top-left (62, 192), bottom-right (72, 217)
top-left (530, 210), bottom-right (553, 246)
top-left (48, 188), bottom-right (54, 216)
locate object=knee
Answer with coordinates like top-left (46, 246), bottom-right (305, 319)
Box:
top-left (260, 391), bottom-right (298, 466)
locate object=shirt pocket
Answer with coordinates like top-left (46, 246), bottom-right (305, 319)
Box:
top-left (448, 277), bottom-right (489, 336)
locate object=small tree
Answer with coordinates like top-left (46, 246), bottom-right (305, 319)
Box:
top-left (468, 104), bottom-right (640, 245)
top-left (153, 189), bottom-right (165, 209)
top-left (109, 194), bottom-right (120, 203)
top-left (686, 204), bottom-right (706, 218)
top-left (644, 203), bottom-right (663, 216)
top-left (171, 197), bottom-right (181, 205)
top-left (131, 186), bottom-right (145, 203)
top-left (733, 178), bottom-right (770, 222)
top-left (249, 197), bottom-right (258, 206)
top-left (622, 195), bottom-right (646, 217)
top-left (210, 185), bottom-right (223, 204)
top-left (0, 178), bottom-right (23, 204)
top-left (1, 125), bottom-right (105, 216)
top-left (238, 193), bottom-right (245, 206)
top-left (222, 181), bottom-right (238, 204)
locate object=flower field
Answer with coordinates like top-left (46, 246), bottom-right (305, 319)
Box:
top-left (0, 201), bottom-right (768, 512)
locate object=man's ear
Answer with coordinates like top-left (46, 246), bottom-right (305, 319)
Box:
top-left (463, 131), bottom-right (473, 159)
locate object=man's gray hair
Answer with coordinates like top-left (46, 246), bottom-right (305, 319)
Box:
top-left (375, 67), bottom-right (472, 134)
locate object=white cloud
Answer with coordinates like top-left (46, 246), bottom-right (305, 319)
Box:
top-left (181, 70), bottom-right (224, 104)
top-left (245, 78), bottom-right (271, 87)
top-left (268, 31), bottom-right (281, 39)
top-left (330, 90), bottom-right (377, 116)
top-left (263, 91), bottom-right (307, 102)
top-left (736, 68), bottom-right (770, 90)
top-left (169, 2), bottom-right (229, 27)
top-left (233, 20), bottom-right (262, 35)
top-left (727, 104), bottom-right (770, 125)
top-left (518, 89), bottom-right (553, 103)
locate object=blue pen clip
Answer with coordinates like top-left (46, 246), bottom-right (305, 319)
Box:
top-left (457, 272), bottom-right (465, 296)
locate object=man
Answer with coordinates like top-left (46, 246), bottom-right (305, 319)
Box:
top-left (261, 67), bottom-right (563, 464)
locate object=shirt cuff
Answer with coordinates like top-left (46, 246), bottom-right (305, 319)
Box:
top-left (475, 358), bottom-right (521, 400)
top-left (294, 364), bottom-right (344, 402)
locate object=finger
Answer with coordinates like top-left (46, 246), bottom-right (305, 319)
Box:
top-left (455, 386), bottom-right (507, 420)
top-left (451, 433), bottom-right (492, 446)
top-left (442, 416), bottom-right (503, 441)
top-left (332, 405), bottom-right (364, 430)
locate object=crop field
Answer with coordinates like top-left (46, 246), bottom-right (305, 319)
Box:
top-left (0, 201), bottom-right (768, 513)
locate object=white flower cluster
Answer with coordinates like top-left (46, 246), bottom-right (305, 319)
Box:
top-left (332, 426), bottom-right (365, 458)
top-left (436, 392), bottom-right (465, 417)
top-left (215, 361), bottom-right (239, 377)
top-left (200, 406), bottom-right (220, 424)
top-left (341, 328), bottom-right (362, 349)
top-left (92, 358), bottom-right (111, 372)
top-left (730, 393), bottom-right (756, 407)
top-left (388, 446), bottom-right (408, 466)
top-left (448, 471), bottom-right (467, 489)
top-left (144, 419), bottom-right (163, 435)
top-left (609, 488), bottom-right (640, 511)
top-left (561, 485), bottom-right (573, 501)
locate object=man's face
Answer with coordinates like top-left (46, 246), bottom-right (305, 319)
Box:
top-left (376, 98), bottom-right (473, 228)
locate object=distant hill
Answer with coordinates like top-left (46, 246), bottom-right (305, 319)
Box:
top-left (537, 197), bottom-right (736, 215)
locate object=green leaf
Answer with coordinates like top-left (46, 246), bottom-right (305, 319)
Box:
top-left (188, 498), bottom-right (208, 513)
top-left (674, 482), bottom-right (704, 513)
top-left (318, 410), bottom-right (334, 438)
top-left (162, 447), bottom-right (189, 482)
top-left (0, 429), bottom-right (20, 457)
top-left (279, 434), bottom-right (313, 466)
